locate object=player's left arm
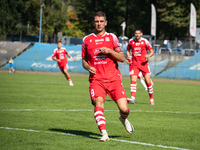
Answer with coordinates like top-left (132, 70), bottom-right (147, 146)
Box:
top-left (99, 47), bottom-right (125, 62)
top-left (145, 40), bottom-right (154, 59)
top-left (66, 53), bottom-right (76, 62)
top-left (145, 49), bottom-right (154, 59)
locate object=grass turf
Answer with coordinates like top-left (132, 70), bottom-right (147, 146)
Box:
top-left (0, 72), bottom-right (200, 150)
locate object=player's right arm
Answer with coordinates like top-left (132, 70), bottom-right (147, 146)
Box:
top-left (82, 58), bottom-right (96, 75)
top-left (52, 56), bottom-right (60, 62)
top-left (126, 50), bottom-right (131, 60)
top-left (126, 48), bottom-right (132, 60)
top-left (52, 49), bottom-right (61, 62)
top-left (126, 41), bottom-right (131, 60)
top-left (82, 36), bottom-right (96, 75)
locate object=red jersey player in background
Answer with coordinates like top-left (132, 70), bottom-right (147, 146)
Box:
top-left (52, 41), bottom-right (76, 86)
top-left (126, 56), bottom-right (148, 91)
top-left (82, 11), bottom-right (134, 142)
top-left (126, 29), bottom-right (155, 105)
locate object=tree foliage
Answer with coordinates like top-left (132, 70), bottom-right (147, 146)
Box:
top-left (74, 0), bottom-right (200, 39)
top-left (0, 0), bottom-right (27, 38)
top-left (0, 0), bottom-right (200, 41)
top-left (156, 0), bottom-right (200, 39)
top-left (62, 7), bottom-right (85, 37)
top-left (24, 0), bottom-right (69, 37)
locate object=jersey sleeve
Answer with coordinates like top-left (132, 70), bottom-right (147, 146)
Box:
top-left (111, 33), bottom-right (122, 53)
top-left (82, 39), bottom-right (86, 59)
top-left (127, 40), bottom-right (132, 51)
top-left (64, 48), bottom-right (68, 54)
top-left (145, 40), bottom-right (153, 50)
top-left (52, 49), bottom-right (56, 57)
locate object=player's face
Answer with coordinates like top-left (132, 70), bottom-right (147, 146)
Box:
top-left (57, 42), bottom-right (62, 49)
top-left (135, 30), bottom-right (143, 41)
top-left (93, 16), bottom-right (107, 34)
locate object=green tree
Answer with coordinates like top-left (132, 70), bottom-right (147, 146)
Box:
top-left (74, 0), bottom-right (127, 37)
top-left (62, 7), bottom-right (85, 37)
top-left (1, 0), bottom-right (200, 41)
top-left (0, 0), bottom-right (27, 40)
top-left (73, 0), bottom-right (200, 39)
top-left (25, 0), bottom-right (69, 41)
top-left (73, 0), bottom-right (155, 38)
top-left (157, 0), bottom-right (200, 39)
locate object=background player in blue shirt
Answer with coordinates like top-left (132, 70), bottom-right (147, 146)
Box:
top-left (9, 58), bottom-right (15, 73)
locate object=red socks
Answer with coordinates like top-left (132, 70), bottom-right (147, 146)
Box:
top-left (147, 82), bottom-right (153, 99)
top-left (67, 77), bottom-right (71, 82)
top-left (130, 81), bottom-right (137, 97)
top-left (94, 107), bottom-right (106, 131)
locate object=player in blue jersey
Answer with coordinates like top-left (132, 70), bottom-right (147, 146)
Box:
top-left (9, 58), bottom-right (15, 73)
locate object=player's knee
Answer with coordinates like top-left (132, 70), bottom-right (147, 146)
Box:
top-left (120, 106), bottom-right (130, 116)
top-left (131, 76), bottom-right (137, 81)
top-left (92, 97), bottom-right (104, 107)
top-left (121, 107), bottom-right (129, 114)
top-left (63, 70), bottom-right (68, 75)
top-left (118, 104), bottom-right (129, 114)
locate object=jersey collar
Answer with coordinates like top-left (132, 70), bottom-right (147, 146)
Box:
top-left (93, 32), bottom-right (107, 37)
top-left (133, 37), bottom-right (142, 42)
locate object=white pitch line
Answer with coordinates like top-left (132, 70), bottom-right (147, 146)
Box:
top-left (0, 126), bottom-right (190, 150)
top-left (1, 109), bottom-right (199, 114)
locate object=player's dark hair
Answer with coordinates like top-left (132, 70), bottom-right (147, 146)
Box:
top-left (57, 41), bottom-right (62, 43)
top-left (134, 28), bottom-right (143, 33)
top-left (93, 11), bottom-right (106, 21)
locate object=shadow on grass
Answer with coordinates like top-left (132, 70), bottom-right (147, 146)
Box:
top-left (49, 128), bottom-right (121, 140)
top-left (128, 102), bottom-right (148, 105)
top-left (106, 99), bottom-right (148, 105)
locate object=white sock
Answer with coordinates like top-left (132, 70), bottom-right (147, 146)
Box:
top-left (140, 79), bottom-right (147, 89)
top-left (101, 130), bottom-right (108, 135)
top-left (131, 96), bottom-right (135, 99)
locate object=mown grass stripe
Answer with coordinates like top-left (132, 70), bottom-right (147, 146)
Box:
top-left (1, 109), bottom-right (199, 114)
top-left (0, 126), bottom-right (190, 150)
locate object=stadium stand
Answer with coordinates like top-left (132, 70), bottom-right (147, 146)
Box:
top-left (0, 41), bottom-right (32, 68)
top-left (157, 52), bottom-right (200, 80)
top-left (1, 42), bottom-right (87, 73)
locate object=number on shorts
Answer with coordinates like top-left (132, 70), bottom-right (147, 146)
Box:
top-left (130, 70), bottom-right (134, 75)
top-left (90, 89), bottom-right (95, 97)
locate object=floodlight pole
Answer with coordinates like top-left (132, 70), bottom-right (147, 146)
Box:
top-left (39, 3), bottom-right (45, 43)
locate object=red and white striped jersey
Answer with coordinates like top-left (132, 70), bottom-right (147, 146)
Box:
top-left (127, 37), bottom-right (153, 65)
top-left (82, 32), bottom-right (122, 82)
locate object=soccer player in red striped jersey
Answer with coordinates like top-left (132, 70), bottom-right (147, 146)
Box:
top-left (126, 29), bottom-right (155, 105)
top-left (126, 56), bottom-right (148, 91)
top-left (52, 41), bottom-right (76, 86)
top-left (82, 11), bottom-right (134, 142)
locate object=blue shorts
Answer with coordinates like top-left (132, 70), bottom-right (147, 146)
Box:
top-left (10, 64), bottom-right (14, 68)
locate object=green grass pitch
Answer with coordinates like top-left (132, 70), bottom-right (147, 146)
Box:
top-left (0, 72), bottom-right (200, 150)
